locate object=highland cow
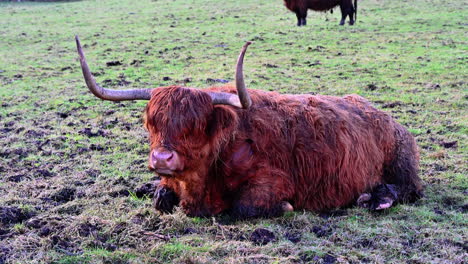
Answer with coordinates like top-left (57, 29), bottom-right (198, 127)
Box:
top-left (284, 0), bottom-right (357, 26)
top-left (76, 36), bottom-right (423, 219)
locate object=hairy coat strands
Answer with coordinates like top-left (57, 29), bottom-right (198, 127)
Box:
top-left (145, 86), bottom-right (423, 217)
top-left (76, 37), bottom-right (422, 219)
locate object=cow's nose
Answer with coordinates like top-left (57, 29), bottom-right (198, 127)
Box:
top-left (150, 149), bottom-right (182, 173)
top-left (152, 150), bottom-right (173, 168)
top-left (153, 151), bottom-right (173, 164)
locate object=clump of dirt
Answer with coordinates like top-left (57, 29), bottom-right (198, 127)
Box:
top-left (0, 206), bottom-right (35, 225)
top-left (249, 228), bottom-right (275, 245)
top-left (134, 182), bottom-right (157, 198)
top-left (460, 204), bottom-right (468, 213)
top-left (6, 174), bottom-right (26, 182)
top-left (35, 169), bottom-right (55, 178)
top-left (26, 215), bottom-right (67, 237)
top-left (365, 83), bottom-right (378, 91)
top-left (0, 245), bottom-right (10, 264)
top-left (108, 188), bottom-right (130, 198)
top-left (439, 140), bottom-right (458, 149)
top-left (183, 227), bottom-right (197, 235)
top-left (382, 101), bottom-right (403, 108)
top-left (284, 231), bottom-right (301, 243)
top-left (48, 187), bottom-right (76, 203)
top-left (106, 60), bottom-right (122, 66)
top-left (355, 238), bottom-right (374, 248)
top-left (323, 253), bottom-right (337, 264)
top-left (50, 235), bottom-right (82, 255)
top-left (78, 127), bottom-right (108, 137)
top-left (311, 224), bottom-right (333, 238)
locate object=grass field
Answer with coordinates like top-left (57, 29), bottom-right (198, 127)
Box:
top-left (0, 0), bottom-right (466, 263)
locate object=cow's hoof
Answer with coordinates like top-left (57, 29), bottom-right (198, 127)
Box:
top-left (357, 184), bottom-right (398, 211)
top-left (281, 201), bottom-right (294, 212)
top-left (153, 186), bottom-right (179, 214)
top-left (357, 193), bottom-right (372, 208)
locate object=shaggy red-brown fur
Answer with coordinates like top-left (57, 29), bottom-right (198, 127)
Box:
top-left (284, 0), bottom-right (357, 26)
top-left (146, 85), bottom-right (423, 218)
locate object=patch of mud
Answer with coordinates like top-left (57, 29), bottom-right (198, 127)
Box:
top-left (323, 253), bottom-right (337, 264)
top-left (460, 204), bottom-right (468, 213)
top-left (311, 224), bottom-right (333, 238)
top-left (0, 228), bottom-right (10, 238)
top-left (50, 235), bottom-right (82, 255)
top-left (48, 187), bottom-right (77, 204)
top-left (35, 169), bottom-right (55, 178)
top-left (441, 195), bottom-right (464, 207)
top-left (77, 221), bottom-right (102, 237)
top-left (79, 127), bottom-right (109, 138)
top-left (365, 83), bottom-right (378, 91)
top-left (26, 215), bottom-right (67, 237)
top-left (106, 60), bottom-right (122, 66)
top-left (0, 148), bottom-right (28, 159)
top-left (382, 101), bottom-right (403, 108)
top-left (183, 227), bottom-right (198, 235)
top-left (134, 182), bottom-right (157, 198)
top-left (54, 203), bottom-right (83, 215)
top-left (0, 206), bottom-right (35, 225)
top-left (130, 214), bottom-right (147, 225)
top-left (439, 140), bottom-right (458, 149)
top-left (211, 226), bottom-right (247, 241)
top-left (284, 231), bottom-right (301, 243)
top-left (249, 228), bottom-right (275, 245)
top-left (25, 130), bottom-right (46, 138)
top-left (0, 245), bottom-right (10, 264)
top-left (6, 174), bottom-right (27, 182)
top-left (108, 188), bottom-right (130, 198)
top-left (355, 239), bottom-right (374, 248)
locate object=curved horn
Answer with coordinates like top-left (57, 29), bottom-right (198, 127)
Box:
top-left (75, 35), bottom-right (152, 101)
top-left (235, 41), bottom-right (252, 109)
top-left (209, 42), bottom-right (252, 109)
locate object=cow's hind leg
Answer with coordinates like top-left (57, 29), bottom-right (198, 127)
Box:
top-left (295, 8), bottom-right (308, 26)
top-left (384, 126), bottom-right (424, 203)
top-left (339, 0), bottom-right (355, 25)
top-left (359, 126), bottom-right (424, 210)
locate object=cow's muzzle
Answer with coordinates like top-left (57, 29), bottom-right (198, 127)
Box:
top-left (149, 148), bottom-right (184, 175)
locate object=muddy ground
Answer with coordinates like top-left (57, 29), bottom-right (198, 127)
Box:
top-left (0, 0), bottom-right (466, 263)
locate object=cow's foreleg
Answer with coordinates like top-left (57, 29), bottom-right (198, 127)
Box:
top-left (229, 171), bottom-right (294, 219)
top-left (153, 185), bottom-right (180, 213)
top-left (339, 5), bottom-right (347, 25)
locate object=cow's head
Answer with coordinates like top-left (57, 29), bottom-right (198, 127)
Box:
top-left (75, 36), bottom-right (251, 215)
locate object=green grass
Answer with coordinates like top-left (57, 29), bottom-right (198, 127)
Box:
top-left (0, 0), bottom-right (466, 263)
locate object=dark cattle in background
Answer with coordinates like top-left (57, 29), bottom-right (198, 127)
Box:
top-left (284, 0), bottom-right (357, 26)
top-left (75, 36), bottom-right (423, 219)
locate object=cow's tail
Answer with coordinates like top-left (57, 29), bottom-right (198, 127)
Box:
top-left (354, 0), bottom-right (357, 22)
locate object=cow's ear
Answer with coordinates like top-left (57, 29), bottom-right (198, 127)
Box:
top-left (207, 106), bottom-right (239, 139)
